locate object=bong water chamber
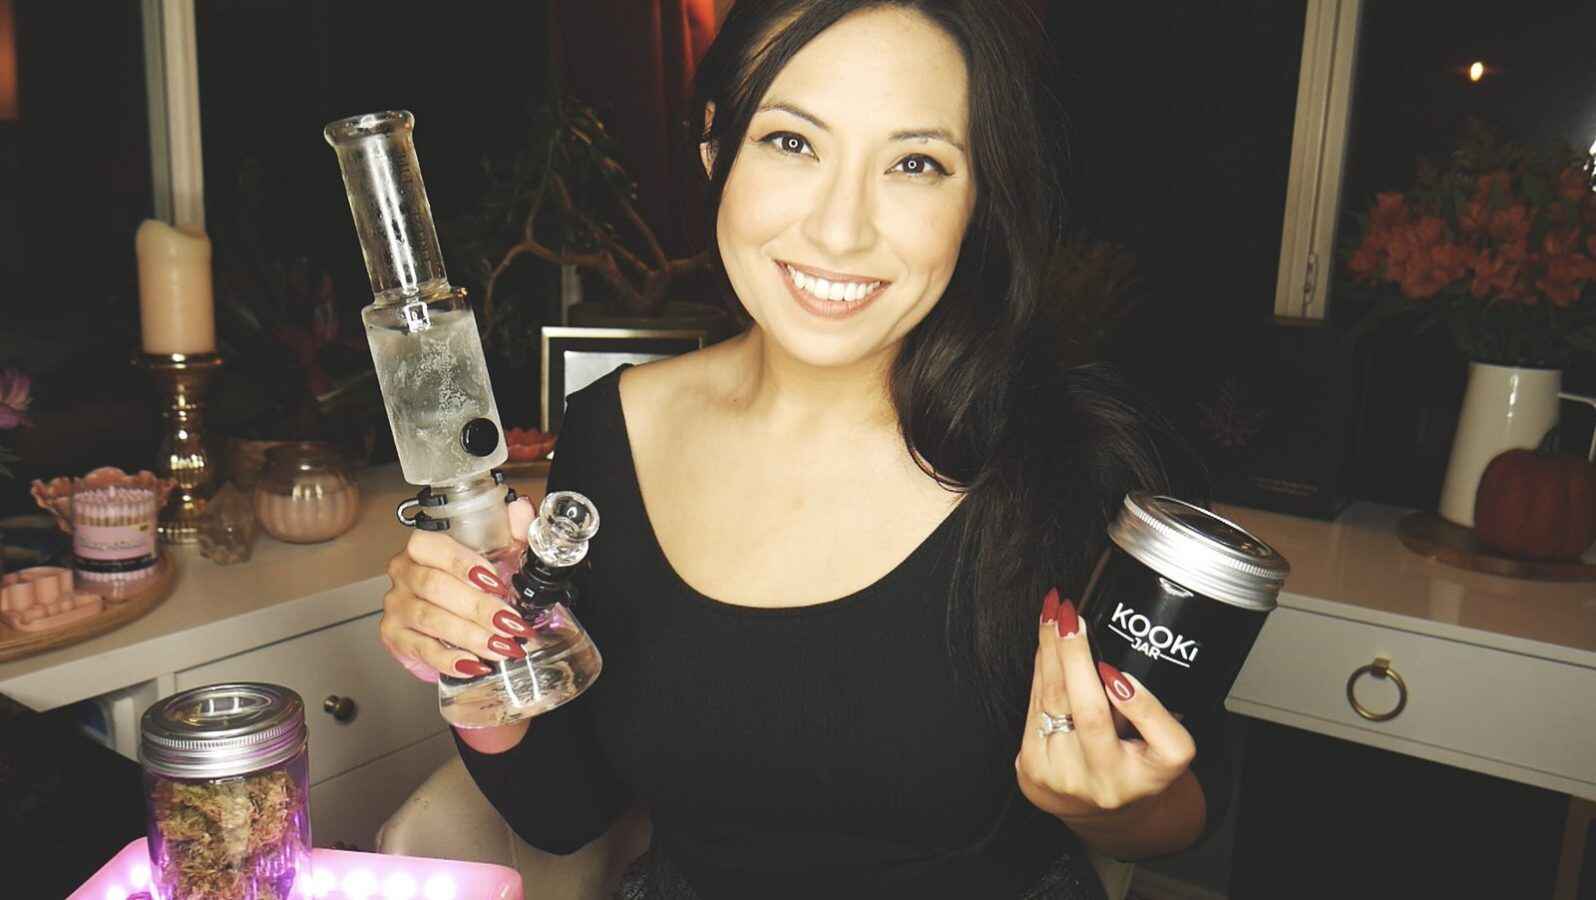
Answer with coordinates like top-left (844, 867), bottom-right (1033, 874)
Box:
top-left (324, 110), bottom-right (602, 728)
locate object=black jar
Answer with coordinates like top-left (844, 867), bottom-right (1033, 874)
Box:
top-left (1079, 493), bottom-right (1290, 719)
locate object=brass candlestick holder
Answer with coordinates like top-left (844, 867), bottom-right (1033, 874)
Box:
top-left (138, 352), bottom-right (224, 544)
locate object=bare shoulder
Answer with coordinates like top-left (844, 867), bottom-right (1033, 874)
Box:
top-left (615, 336), bottom-right (746, 444)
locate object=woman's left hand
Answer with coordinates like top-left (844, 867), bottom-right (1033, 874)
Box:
top-left (1015, 588), bottom-right (1196, 823)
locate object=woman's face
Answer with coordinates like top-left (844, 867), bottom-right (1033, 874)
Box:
top-left (715, 7), bottom-right (976, 370)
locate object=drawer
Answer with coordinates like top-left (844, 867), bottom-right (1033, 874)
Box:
top-left (309, 729), bottom-right (455, 851)
top-left (1231, 607), bottom-right (1596, 787)
top-left (175, 612), bottom-right (441, 784)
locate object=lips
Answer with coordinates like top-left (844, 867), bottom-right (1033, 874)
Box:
top-left (777, 260), bottom-right (889, 320)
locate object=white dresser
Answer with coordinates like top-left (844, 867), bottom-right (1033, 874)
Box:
top-left (3, 473), bottom-right (1592, 855)
top-left (1221, 502), bottom-right (1596, 803)
top-left (0, 465), bottom-right (550, 850)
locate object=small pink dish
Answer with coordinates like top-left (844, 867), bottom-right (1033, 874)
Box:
top-left (0, 566), bottom-right (105, 632)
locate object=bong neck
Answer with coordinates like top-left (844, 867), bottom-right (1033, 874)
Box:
top-left (428, 472), bottom-right (512, 554)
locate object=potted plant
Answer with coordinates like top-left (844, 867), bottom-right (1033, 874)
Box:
top-left (209, 255), bottom-right (384, 487)
top-left (447, 95), bottom-right (729, 358)
top-left (1341, 118), bottom-right (1596, 526)
top-left (0, 365), bottom-right (73, 572)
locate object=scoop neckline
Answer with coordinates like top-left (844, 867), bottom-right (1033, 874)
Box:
top-left (604, 365), bottom-right (966, 618)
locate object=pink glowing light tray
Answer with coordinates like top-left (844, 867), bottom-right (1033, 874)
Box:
top-left (71, 838), bottom-right (524, 900)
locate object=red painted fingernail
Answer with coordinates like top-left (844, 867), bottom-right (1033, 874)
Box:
top-left (1041, 588), bottom-right (1060, 625)
top-left (493, 609), bottom-right (532, 637)
top-left (487, 636), bottom-right (526, 659)
top-left (468, 566), bottom-right (508, 597)
top-left (454, 658), bottom-right (492, 678)
top-left (1099, 661), bottom-right (1134, 702)
top-left (1056, 598), bottom-right (1079, 639)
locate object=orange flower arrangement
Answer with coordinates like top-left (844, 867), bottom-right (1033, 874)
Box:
top-left (1344, 119), bottom-right (1596, 366)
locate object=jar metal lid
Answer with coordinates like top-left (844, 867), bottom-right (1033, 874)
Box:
top-left (140, 683), bottom-right (307, 779)
top-left (1108, 493), bottom-right (1290, 611)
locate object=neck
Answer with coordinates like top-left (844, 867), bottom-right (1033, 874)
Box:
top-left (728, 326), bottom-right (899, 433)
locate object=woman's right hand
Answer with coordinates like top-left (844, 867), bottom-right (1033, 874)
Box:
top-left (379, 498), bottom-right (538, 684)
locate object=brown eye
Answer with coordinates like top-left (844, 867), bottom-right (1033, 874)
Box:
top-left (759, 131), bottom-right (814, 157)
top-left (893, 154), bottom-right (949, 178)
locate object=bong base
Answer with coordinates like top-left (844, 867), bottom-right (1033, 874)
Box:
top-left (439, 632), bottom-right (601, 729)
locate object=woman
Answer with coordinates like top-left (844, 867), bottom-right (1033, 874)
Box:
top-left (379, 2), bottom-right (1228, 896)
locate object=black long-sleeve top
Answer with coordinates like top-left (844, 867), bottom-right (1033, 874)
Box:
top-left (453, 367), bottom-right (1230, 898)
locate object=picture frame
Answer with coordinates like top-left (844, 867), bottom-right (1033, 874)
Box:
top-left (540, 326), bottom-right (709, 433)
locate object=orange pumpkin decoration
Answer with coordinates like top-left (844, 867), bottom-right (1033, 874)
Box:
top-left (1474, 447), bottom-right (1596, 560)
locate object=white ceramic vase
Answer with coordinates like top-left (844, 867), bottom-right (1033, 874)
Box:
top-left (1437, 362), bottom-right (1596, 527)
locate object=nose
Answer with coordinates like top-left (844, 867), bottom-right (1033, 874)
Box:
top-left (801, 160), bottom-right (878, 259)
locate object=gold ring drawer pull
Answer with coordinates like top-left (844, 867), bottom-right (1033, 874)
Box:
top-left (1346, 657), bottom-right (1407, 722)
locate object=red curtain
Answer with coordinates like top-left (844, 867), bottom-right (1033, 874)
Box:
top-left (556, 0), bottom-right (719, 259)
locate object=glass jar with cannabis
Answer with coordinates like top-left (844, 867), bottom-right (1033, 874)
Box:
top-left (139, 683), bottom-right (311, 900)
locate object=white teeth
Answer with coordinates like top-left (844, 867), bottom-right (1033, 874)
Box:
top-left (785, 264), bottom-right (880, 303)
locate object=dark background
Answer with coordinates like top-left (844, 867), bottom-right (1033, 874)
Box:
top-left (1330, 0), bottom-right (1596, 509)
top-left (3, 0), bottom-right (1596, 518)
top-left (1, 2), bottom-right (1594, 895)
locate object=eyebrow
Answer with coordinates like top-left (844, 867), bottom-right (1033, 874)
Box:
top-left (756, 101), bottom-right (968, 153)
top-left (888, 127), bottom-right (967, 153)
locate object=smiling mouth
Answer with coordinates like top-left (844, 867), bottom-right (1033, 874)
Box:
top-left (778, 261), bottom-right (890, 305)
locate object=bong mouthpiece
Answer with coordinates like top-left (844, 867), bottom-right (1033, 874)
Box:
top-left (326, 109), bottom-right (510, 494)
top-left (324, 110), bottom-right (450, 305)
top-left (528, 492), bottom-right (600, 569)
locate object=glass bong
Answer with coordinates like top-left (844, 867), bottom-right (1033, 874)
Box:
top-left (324, 110), bottom-right (602, 728)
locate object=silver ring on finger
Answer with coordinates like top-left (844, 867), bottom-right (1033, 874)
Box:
top-left (1038, 709), bottom-right (1075, 737)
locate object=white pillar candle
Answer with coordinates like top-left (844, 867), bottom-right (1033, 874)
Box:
top-left (136, 219), bottom-right (216, 355)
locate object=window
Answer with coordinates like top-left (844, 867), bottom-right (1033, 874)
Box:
top-left (1320, 0), bottom-right (1596, 508)
top-left (1043, 3), bottom-right (1327, 515)
top-left (1045, 3), bottom-right (1308, 330)
top-left (1335, 0), bottom-right (1596, 253)
top-left (0, 1), bottom-right (157, 512)
top-left (0, 0), bottom-right (152, 311)
top-left (189, 0), bottom-right (560, 438)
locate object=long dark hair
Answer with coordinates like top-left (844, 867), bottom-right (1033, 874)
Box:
top-left (691, 1), bottom-right (1208, 735)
